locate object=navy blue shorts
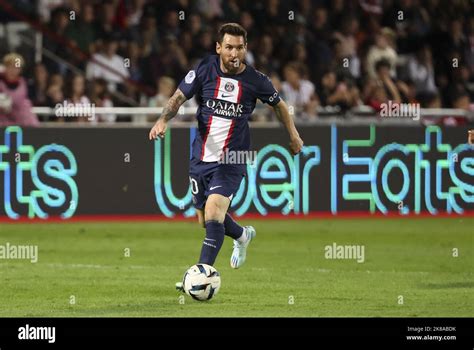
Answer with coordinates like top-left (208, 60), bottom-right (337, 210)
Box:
top-left (189, 157), bottom-right (245, 210)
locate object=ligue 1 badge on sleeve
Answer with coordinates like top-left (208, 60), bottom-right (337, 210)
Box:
top-left (185, 70), bottom-right (196, 84)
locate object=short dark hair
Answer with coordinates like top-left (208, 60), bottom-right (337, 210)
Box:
top-left (217, 23), bottom-right (247, 44)
top-left (375, 58), bottom-right (391, 72)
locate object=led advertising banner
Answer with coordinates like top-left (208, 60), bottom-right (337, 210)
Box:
top-left (0, 125), bottom-right (472, 219)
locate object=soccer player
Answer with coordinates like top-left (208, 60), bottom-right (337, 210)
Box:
top-left (149, 23), bottom-right (304, 281)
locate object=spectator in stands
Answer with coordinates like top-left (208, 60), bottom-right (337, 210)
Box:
top-left (126, 41), bottom-right (145, 82)
top-left (28, 63), bottom-right (49, 106)
top-left (0, 53), bottom-right (39, 127)
top-left (86, 33), bottom-right (130, 92)
top-left (382, 0), bottom-right (431, 52)
top-left (178, 31), bottom-right (194, 66)
top-left (148, 76), bottom-right (196, 122)
top-left (65, 3), bottom-right (96, 57)
top-left (255, 34), bottom-right (279, 75)
top-left (290, 43), bottom-right (311, 76)
top-left (364, 82), bottom-right (388, 112)
top-left (148, 76), bottom-right (175, 123)
top-left (195, 0), bottom-right (223, 20)
top-left (451, 88), bottom-right (471, 111)
top-left (47, 73), bottom-right (65, 103)
top-left (65, 74), bottom-right (91, 122)
top-left (43, 7), bottom-right (72, 74)
top-left (190, 29), bottom-right (215, 61)
top-left (282, 62), bottom-right (318, 120)
top-left (446, 18), bottom-right (469, 58)
top-left (329, 0), bottom-right (346, 29)
top-left (90, 78), bottom-right (116, 123)
top-left (126, 0), bottom-right (147, 27)
top-left (45, 83), bottom-right (64, 121)
top-left (420, 91), bottom-right (442, 109)
top-left (160, 10), bottom-right (181, 39)
top-left (130, 13), bottom-right (160, 57)
top-left (406, 45), bottom-right (437, 94)
top-left (366, 28), bottom-right (398, 79)
top-left (419, 91), bottom-right (442, 126)
top-left (397, 79), bottom-right (418, 105)
top-left (332, 15), bottom-right (361, 79)
top-left (240, 11), bottom-right (257, 52)
top-left (308, 6), bottom-right (333, 85)
top-left (153, 35), bottom-right (188, 82)
top-left (466, 16), bottom-right (474, 79)
top-left (95, 0), bottom-right (123, 41)
top-left (187, 14), bottom-right (203, 41)
top-left (364, 59), bottom-right (402, 110)
top-left (222, 0), bottom-right (241, 23)
top-left (257, 0), bottom-right (286, 34)
top-left (436, 88), bottom-right (471, 127)
top-left (311, 5), bottom-right (331, 41)
top-left (319, 70), bottom-right (361, 111)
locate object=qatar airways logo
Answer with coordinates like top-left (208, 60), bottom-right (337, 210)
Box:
top-left (205, 99), bottom-right (243, 118)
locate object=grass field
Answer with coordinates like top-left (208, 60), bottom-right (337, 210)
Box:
top-left (0, 218), bottom-right (472, 317)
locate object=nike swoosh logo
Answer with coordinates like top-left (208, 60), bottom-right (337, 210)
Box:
top-left (221, 94), bottom-right (233, 98)
top-left (209, 186), bottom-right (222, 191)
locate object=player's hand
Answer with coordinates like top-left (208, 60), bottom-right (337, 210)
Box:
top-left (469, 130), bottom-right (473, 145)
top-left (289, 135), bottom-right (304, 155)
top-left (149, 119), bottom-right (168, 140)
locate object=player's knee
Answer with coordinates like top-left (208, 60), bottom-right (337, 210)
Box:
top-left (204, 203), bottom-right (225, 223)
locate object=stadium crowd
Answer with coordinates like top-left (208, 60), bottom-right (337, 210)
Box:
top-left (0, 0), bottom-right (473, 125)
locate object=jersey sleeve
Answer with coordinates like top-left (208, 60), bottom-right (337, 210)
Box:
top-left (178, 61), bottom-right (204, 100)
top-left (256, 73), bottom-right (281, 106)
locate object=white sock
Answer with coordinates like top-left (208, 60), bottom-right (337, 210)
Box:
top-left (236, 228), bottom-right (248, 243)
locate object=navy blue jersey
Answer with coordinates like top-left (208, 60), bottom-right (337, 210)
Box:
top-left (178, 55), bottom-right (280, 162)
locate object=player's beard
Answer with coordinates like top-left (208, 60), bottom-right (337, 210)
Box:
top-left (223, 57), bottom-right (242, 74)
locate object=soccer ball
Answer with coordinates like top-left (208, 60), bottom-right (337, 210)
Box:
top-left (182, 264), bottom-right (221, 301)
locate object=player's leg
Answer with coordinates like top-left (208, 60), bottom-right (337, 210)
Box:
top-left (176, 208), bottom-right (250, 291)
top-left (199, 206), bottom-right (245, 241)
top-left (196, 208), bottom-right (205, 228)
top-left (198, 194), bottom-right (230, 266)
top-left (207, 167), bottom-right (256, 269)
top-left (223, 213), bottom-right (244, 239)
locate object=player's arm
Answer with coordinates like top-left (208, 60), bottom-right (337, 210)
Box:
top-left (149, 89), bottom-right (187, 140)
top-left (469, 130), bottom-right (473, 145)
top-left (272, 99), bottom-right (304, 155)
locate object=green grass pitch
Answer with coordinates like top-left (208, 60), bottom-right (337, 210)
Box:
top-left (0, 218), bottom-right (472, 317)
